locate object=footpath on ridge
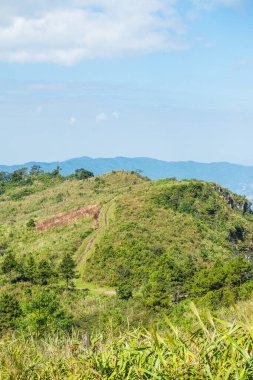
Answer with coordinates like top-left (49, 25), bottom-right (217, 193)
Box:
top-left (76, 199), bottom-right (117, 296)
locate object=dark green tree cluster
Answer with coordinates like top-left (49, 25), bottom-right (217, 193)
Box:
top-left (21, 290), bottom-right (72, 335)
top-left (0, 167), bottom-right (94, 201)
top-left (72, 168), bottom-right (94, 180)
top-left (1, 253), bottom-right (77, 287)
top-left (0, 252), bottom-right (78, 336)
top-left (0, 293), bottom-right (21, 333)
top-left (0, 166), bottom-right (44, 183)
top-left (0, 166), bottom-right (94, 185)
top-left (0, 290), bottom-right (72, 336)
top-left (193, 258), bottom-right (252, 296)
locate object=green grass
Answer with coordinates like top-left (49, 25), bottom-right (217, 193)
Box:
top-left (2, 302), bottom-right (253, 379)
top-left (73, 278), bottom-right (116, 295)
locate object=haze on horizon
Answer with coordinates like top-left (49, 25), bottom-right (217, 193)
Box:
top-left (1, 0), bottom-right (252, 166)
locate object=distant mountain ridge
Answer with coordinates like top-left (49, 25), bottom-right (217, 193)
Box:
top-left (1, 156), bottom-right (253, 200)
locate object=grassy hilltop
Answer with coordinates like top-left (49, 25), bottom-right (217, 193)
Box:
top-left (1, 168), bottom-right (253, 378)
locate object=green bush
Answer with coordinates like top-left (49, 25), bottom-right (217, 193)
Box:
top-left (19, 290), bottom-right (72, 335)
top-left (117, 284), bottom-right (133, 300)
top-left (0, 293), bottom-right (21, 333)
top-left (26, 218), bottom-right (36, 228)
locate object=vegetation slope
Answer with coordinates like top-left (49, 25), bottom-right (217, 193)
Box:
top-left (1, 167), bottom-right (253, 378)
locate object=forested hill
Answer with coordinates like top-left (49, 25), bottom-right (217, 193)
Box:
top-left (2, 170), bottom-right (253, 377)
top-left (1, 156), bottom-right (253, 199)
top-left (1, 169), bottom-right (253, 311)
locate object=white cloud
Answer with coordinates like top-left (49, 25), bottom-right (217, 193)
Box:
top-left (96, 112), bottom-right (108, 121)
top-left (112, 111), bottom-right (120, 119)
top-left (0, 0), bottom-right (187, 64)
top-left (69, 117), bottom-right (77, 125)
top-left (0, 0), bottom-right (243, 64)
top-left (96, 111), bottom-right (120, 121)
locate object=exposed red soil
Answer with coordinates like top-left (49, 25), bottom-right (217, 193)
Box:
top-left (36, 205), bottom-right (100, 232)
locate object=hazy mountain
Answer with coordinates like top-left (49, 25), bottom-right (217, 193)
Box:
top-left (1, 156), bottom-right (253, 200)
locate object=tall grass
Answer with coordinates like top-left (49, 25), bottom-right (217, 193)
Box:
top-left (1, 303), bottom-right (253, 379)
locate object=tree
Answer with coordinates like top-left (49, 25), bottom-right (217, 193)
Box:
top-left (0, 293), bottom-right (21, 332)
top-left (29, 165), bottom-right (44, 176)
top-left (0, 171), bottom-right (9, 181)
top-left (27, 218), bottom-right (36, 229)
top-left (192, 258), bottom-right (252, 296)
top-left (143, 272), bottom-right (172, 309)
top-left (24, 256), bottom-right (37, 283)
top-left (1, 253), bottom-right (17, 281)
top-left (51, 166), bottom-right (62, 176)
top-left (117, 283), bottom-right (133, 300)
top-left (74, 168), bottom-right (94, 180)
top-left (59, 253), bottom-right (77, 288)
top-left (38, 259), bottom-right (55, 285)
top-left (22, 290), bottom-right (72, 335)
top-left (10, 168), bottom-right (27, 182)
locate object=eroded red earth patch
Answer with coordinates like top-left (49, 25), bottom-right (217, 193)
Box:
top-left (36, 205), bottom-right (100, 232)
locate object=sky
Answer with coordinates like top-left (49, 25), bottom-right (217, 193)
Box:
top-left (0, 0), bottom-right (253, 165)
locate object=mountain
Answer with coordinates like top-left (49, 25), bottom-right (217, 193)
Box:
top-left (1, 170), bottom-right (253, 377)
top-left (1, 156), bottom-right (253, 200)
top-left (1, 170), bottom-right (253, 308)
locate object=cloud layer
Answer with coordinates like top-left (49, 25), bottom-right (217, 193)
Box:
top-left (0, 0), bottom-right (243, 64)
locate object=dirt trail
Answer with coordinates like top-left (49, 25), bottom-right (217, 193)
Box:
top-left (93, 289), bottom-right (116, 295)
top-left (77, 201), bottom-right (117, 296)
top-left (77, 234), bottom-right (97, 265)
top-left (77, 201), bottom-right (113, 265)
top-left (36, 205), bottom-right (100, 232)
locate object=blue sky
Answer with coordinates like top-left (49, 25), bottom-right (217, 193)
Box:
top-left (0, 0), bottom-right (253, 165)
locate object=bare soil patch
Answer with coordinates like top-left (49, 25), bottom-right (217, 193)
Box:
top-left (36, 205), bottom-right (100, 232)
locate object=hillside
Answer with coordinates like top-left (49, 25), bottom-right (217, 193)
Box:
top-left (0, 171), bottom-right (147, 267)
top-left (1, 170), bottom-right (253, 378)
top-left (1, 169), bottom-right (253, 307)
top-left (84, 177), bottom-right (253, 308)
top-left (1, 156), bottom-right (253, 200)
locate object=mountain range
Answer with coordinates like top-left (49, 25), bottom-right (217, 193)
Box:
top-left (1, 156), bottom-right (253, 200)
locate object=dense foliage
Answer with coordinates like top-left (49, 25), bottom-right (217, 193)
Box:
top-left (85, 180), bottom-right (253, 308)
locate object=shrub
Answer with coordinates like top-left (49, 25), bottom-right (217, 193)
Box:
top-left (0, 293), bottom-right (21, 333)
top-left (117, 284), bottom-right (133, 300)
top-left (26, 218), bottom-right (36, 229)
top-left (20, 290), bottom-right (72, 335)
